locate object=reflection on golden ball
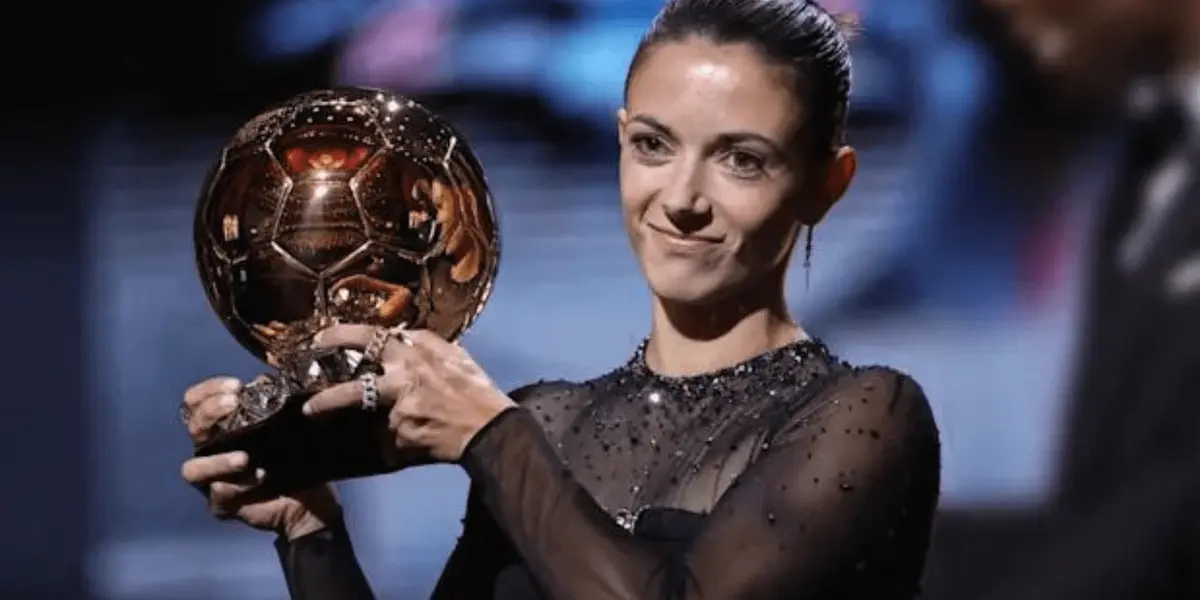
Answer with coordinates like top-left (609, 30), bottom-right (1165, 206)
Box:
top-left (194, 88), bottom-right (500, 364)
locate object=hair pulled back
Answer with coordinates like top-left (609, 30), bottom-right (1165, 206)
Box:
top-left (626, 0), bottom-right (854, 156)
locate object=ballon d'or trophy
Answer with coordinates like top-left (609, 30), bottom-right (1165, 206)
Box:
top-left (189, 88), bottom-right (500, 494)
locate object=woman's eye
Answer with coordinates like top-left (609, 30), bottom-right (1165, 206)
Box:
top-left (723, 150), bottom-right (767, 176)
top-left (631, 133), bottom-right (668, 156)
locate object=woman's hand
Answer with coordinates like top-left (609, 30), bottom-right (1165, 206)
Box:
top-left (302, 325), bottom-right (517, 462)
top-left (179, 377), bottom-right (341, 540)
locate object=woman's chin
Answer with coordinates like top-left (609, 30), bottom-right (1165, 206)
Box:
top-left (647, 276), bottom-right (726, 308)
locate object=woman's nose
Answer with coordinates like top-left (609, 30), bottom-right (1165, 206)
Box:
top-left (660, 167), bottom-right (711, 233)
top-left (659, 160), bottom-right (709, 214)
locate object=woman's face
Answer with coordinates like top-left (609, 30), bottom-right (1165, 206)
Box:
top-left (619, 38), bottom-right (854, 306)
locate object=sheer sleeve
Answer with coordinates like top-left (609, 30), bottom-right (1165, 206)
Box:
top-left (275, 380), bottom-right (585, 600)
top-left (460, 367), bottom-right (941, 599)
top-left (275, 513), bottom-right (377, 600)
top-left (428, 484), bottom-right (521, 598)
top-left (431, 380), bottom-right (586, 598)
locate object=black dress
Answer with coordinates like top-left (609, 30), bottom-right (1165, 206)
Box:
top-left (275, 339), bottom-right (941, 599)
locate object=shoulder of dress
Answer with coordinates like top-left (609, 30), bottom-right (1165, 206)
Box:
top-left (828, 365), bottom-right (929, 406)
top-left (770, 364), bottom-right (939, 448)
top-left (505, 378), bottom-right (593, 442)
top-left (843, 365), bottom-right (923, 393)
top-left (506, 378), bottom-right (586, 405)
top-left (782, 364), bottom-right (931, 423)
top-left (830, 365), bottom-right (936, 430)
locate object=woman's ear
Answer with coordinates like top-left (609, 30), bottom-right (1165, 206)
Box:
top-left (800, 146), bottom-right (857, 226)
top-left (825, 146), bottom-right (857, 201)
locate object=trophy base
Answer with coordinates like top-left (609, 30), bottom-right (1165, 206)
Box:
top-left (193, 347), bottom-right (394, 496)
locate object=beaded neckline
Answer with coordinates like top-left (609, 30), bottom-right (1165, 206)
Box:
top-left (625, 337), bottom-right (833, 383)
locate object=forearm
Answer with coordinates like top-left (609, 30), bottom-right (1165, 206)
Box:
top-left (275, 514), bottom-right (376, 600)
top-left (461, 408), bottom-right (657, 599)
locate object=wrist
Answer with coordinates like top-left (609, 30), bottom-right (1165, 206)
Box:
top-left (278, 484), bottom-right (344, 540)
top-left (459, 402), bottom-right (520, 463)
top-left (477, 395), bottom-right (517, 432)
top-left (284, 511), bottom-right (336, 544)
top-left (467, 395), bottom-right (517, 448)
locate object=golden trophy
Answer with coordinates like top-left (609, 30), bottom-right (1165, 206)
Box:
top-left (188, 88), bottom-right (500, 493)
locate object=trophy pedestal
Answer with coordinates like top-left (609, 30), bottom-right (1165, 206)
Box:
top-left (193, 347), bottom-right (394, 496)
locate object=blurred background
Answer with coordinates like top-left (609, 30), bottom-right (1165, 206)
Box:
top-left (2, 0), bottom-right (1143, 598)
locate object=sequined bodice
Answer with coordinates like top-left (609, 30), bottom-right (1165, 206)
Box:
top-left (521, 339), bottom-right (846, 529)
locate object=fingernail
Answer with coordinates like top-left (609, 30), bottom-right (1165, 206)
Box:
top-left (302, 402), bottom-right (313, 415)
top-left (219, 395), bottom-right (238, 411)
top-left (220, 379), bottom-right (241, 393)
top-left (230, 452), bottom-right (249, 468)
top-left (311, 332), bottom-right (324, 345)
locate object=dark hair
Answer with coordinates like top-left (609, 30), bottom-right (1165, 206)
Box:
top-left (625, 0), bottom-right (854, 157)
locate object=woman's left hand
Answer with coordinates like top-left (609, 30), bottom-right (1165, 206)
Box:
top-left (302, 325), bottom-right (517, 462)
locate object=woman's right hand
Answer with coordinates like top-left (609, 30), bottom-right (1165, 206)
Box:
top-left (180, 377), bottom-right (341, 540)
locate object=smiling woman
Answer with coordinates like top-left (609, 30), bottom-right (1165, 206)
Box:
top-left (178, 1), bottom-right (942, 599)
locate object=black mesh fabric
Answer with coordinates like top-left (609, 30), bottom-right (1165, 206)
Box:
top-left (279, 339), bottom-right (941, 599)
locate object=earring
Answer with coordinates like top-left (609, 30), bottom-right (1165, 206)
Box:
top-left (803, 226), bottom-right (815, 289)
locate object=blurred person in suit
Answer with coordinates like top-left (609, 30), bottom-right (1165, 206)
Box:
top-left (979, 0), bottom-right (1200, 597)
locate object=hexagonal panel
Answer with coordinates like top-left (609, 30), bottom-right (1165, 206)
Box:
top-left (351, 152), bottom-right (436, 256)
top-left (200, 148), bottom-right (290, 262)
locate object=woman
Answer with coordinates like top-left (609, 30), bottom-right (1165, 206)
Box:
top-left (180, 0), bottom-right (941, 598)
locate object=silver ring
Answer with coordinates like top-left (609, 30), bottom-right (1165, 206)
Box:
top-left (390, 327), bottom-right (414, 347)
top-left (362, 327), bottom-right (391, 364)
top-left (179, 403), bottom-right (192, 426)
top-left (359, 373), bottom-right (380, 412)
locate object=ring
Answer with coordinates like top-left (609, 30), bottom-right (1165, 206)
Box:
top-left (390, 327), bottom-right (414, 347)
top-left (179, 402), bottom-right (192, 426)
top-left (362, 326), bottom-right (391, 364)
top-left (359, 372), bottom-right (380, 411)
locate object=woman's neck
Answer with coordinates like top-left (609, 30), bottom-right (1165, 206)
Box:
top-left (644, 291), bottom-right (804, 377)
